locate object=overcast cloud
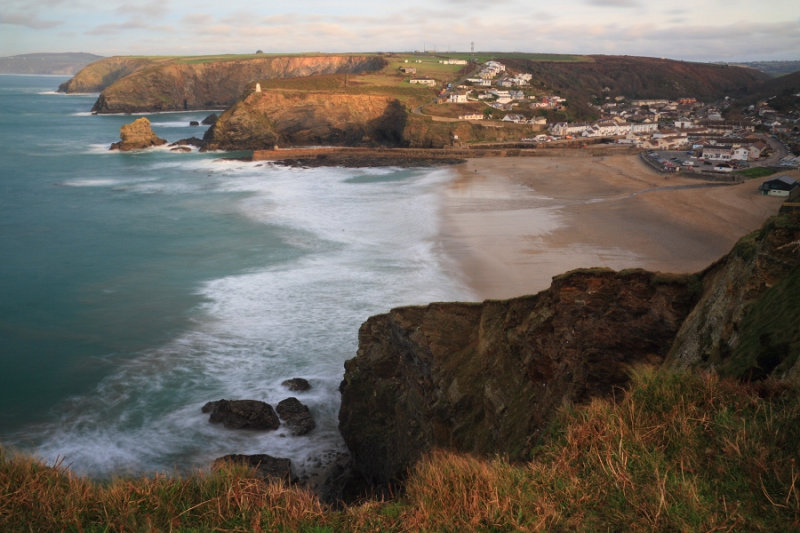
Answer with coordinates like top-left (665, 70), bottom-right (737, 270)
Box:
top-left (1, 0), bottom-right (797, 61)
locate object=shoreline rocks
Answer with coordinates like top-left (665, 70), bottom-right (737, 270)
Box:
top-left (109, 117), bottom-right (167, 151)
top-left (201, 399), bottom-right (280, 431)
top-left (276, 397), bottom-right (316, 436)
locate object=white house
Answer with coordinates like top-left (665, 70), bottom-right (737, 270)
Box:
top-left (702, 146), bottom-right (733, 161)
top-left (448, 93), bottom-right (469, 103)
top-left (502, 114), bottom-right (526, 124)
top-left (410, 77), bottom-right (436, 87)
top-left (732, 147), bottom-right (750, 161)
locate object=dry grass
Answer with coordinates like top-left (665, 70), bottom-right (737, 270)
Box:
top-left (3, 367), bottom-right (799, 531)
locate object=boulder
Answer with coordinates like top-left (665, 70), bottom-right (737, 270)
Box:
top-left (189, 120), bottom-right (200, 126)
top-left (169, 137), bottom-right (204, 148)
top-left (213, 454), bottom-right (296, 483)
top-left (276, 397), bottom-right (315, 435)
top-left (281, 377), bottom-right (311, 391)
top-left (109, 117), bottom-right (167, 151)
top-left (201, 399), bottom-right (279, 431)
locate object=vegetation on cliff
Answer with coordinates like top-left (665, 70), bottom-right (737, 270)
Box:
top-left (2, 368), bottom-right (798, 531)
top-left (62, 54), bottom-right (387, 113)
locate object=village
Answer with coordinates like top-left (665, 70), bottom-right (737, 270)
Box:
top-left (402, 57), bottom-right (800, 175)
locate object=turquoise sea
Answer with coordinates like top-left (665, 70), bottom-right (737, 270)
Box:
top-left (0, 75), bottom-right (472, 478)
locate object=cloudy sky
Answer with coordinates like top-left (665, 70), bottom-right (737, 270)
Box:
top-left (2, 0), bottom-right (798, 62)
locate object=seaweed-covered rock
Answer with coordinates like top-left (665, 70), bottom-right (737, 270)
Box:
top-left (281, 378), bottom-right (311, 391)
top-left (276, 397), bottom-right (315, 435)
top-left (201, 399), bottom-right (279, 431)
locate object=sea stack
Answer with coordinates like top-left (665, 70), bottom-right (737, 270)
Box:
top-left (110, 117), bottom-right (167, 151)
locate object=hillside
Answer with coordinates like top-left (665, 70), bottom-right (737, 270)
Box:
top-left (731, 69), bottom-right (800, 113)
top-left (0, 53), bottom-right (103, 75)
top-left (58, 56), bottom-right (159, 93)
top-left (203, 75), bottom-right (534, 151)
top-left (499, 54), bottom-right (770, 121)
top-left (62, 54), bottom-right (387, 113)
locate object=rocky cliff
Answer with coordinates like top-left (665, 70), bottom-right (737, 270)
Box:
top-left (58, 56), bottom-right (157, 93)
top-left (203, 87), bottom-right (534, 151)
top-left (202, 89), bottom-right (407, 150)
top-left (667, 213), bottom-right (800, 381)
top-left (339, 269), bottom-right (698, 485)
top-left (83, 55), bottom-right (385, 114)
top-left (339, 211), bottom-right (800, 487)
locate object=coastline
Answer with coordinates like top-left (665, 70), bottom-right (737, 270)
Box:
top-left (440, 154), bottom-right (793, 300)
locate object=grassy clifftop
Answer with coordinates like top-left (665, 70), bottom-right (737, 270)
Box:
top-left (2, 368), bottom-right (798, 531)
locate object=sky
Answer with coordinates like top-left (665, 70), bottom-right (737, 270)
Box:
top-left (1, 0), bottom-right (799, 62)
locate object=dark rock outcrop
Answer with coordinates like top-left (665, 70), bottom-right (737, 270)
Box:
top-left (170, 137), bottom-right (204, 148)
top-left (281, 378), bottom-right (311, 391)
top-left (109, 117), bottom-right (167, 151)
top-left (201, 113), bottom-right (218, 126)
top-left (202, 399), bottom-right (280, 430)
top-left (276, 397), bottom-right (315, 436)
top-left (667, 212), bottom-right (800, 381)
top-left (338, 211), bottom-right (800, 489)
top-left (213, 454), bottom-right (296, 483)
top-left (339, 268), bottom-right (698, 485)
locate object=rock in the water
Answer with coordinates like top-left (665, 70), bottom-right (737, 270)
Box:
top-left (170, 146), bottom-right (191, 152)
top-left (213, 454), bottom-right (296, 483)
top-left (276, 397), bottom-right (315, 435)
top-left (169, 137), bottom-right (204, 148)
top-left (201, 399), bottom-right (279, 430)
top-left (189, 120), bottom-right (200, 126)
top-left (201, 113), bottom-right (218, 125)
top-left (281, 377), bottom-right (311, 391)
top-left (109, 117), bottom-right (167, 151)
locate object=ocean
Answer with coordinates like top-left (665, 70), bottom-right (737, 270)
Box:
top-left (0, 74), bottom-right (473, 478)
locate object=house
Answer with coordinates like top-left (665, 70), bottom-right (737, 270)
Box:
top-left (448, 93), bottom-right (469, 103)
top-left (400, 67), bottom-right (417, 74)
top-left (439, 59), bottom-right (468, 65)
top-left (459, 113), bottom-right (484, 121)
top-left (502, 114), bottom-right (526, 123)
top-left (702, 146), bottom-right (733, 161)
top-left (731, 147), bottom-right (750, 161)
top-left (759, 176), bottom-right (799, 197)
top-left (466, 77), bottom-right (491, 87)
top-left (410, 77), bottom-right (436, 87)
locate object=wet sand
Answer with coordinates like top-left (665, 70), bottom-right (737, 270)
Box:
top-left (441, 154), bottom-right (793, 300)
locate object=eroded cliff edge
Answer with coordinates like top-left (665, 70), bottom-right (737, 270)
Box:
top-left (339, 212), bottom-right (800, 487)
top-left (66, 55), bottom-right (386, 114)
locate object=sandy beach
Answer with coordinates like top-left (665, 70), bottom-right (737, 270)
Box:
top-left (441, 154), bottom-right (796, 300)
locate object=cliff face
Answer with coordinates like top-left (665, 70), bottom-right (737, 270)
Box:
top-left (667, 214), bottom-right (800, 381)
top-left (339, 269), bottom-right (698, 485)
top-left (202, 89), bottom-right (406, 150)
top-left (339, 212), bottom-right (800, 487)
top-left (87, 55), bottom-right (385, 114)
top-left (58, 56), bottom-right (156, 93)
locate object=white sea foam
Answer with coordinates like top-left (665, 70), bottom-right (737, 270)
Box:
top-left (61, 178), bottom-right (123, 187)
top-left (21, 163), bottom-right (474, 479)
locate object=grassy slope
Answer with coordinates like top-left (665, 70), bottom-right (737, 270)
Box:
top-left (2, 368), bottom-right (798, 531)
